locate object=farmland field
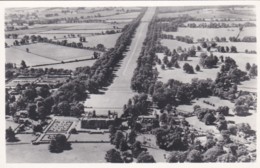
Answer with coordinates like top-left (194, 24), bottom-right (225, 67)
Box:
top-left (63, 22), bottom-right (125, 30)
top-left (66, 33), bottom-right (121, 48)
top-left (11, 43), bottom-right (94, 61)
top-left (163, 27), bottom-right (256, 41)
top-left (35, 59), bottom-right (96, 70)
top-left (101, 12), bottom-right (141, 20)
top-left (158, 7), bottom-right (256, 20)
top-left (6, 143), bottom-right (114, 163)
top-left (39, 29), bottom-right (115, 34)
top-left (6, 43), bottom-right (96, 66)
top-left (183, 20), bottom-right (256, 26)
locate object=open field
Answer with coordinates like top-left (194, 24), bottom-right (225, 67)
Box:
top-left (183, 20), bottom-right (256, 26)
top-left (214, 52), bottom-right (257, 69)
top-left (66, 33), bottom-right (121, 48)
top-left (6, 43), bottom-right (95, 65)
top-left (63, 22), bottom-right (125, 30)
top-left (35, 60), bottom-right (96, 70)
top-left (106, 19), bottom-right (134, 23)
top-left (6, 46), bottom-right (57, 66)
top-left (101, 12), bottom-right (141, 20)
top-left (68, 133), bottom-right (110, 142)
top-left (238, 78), bottom-right (257, 92)
top-left (6, 21), bottom-right (126, 37)
top-left (5, 25), bottom-right (70, 35)
top-left (163, 27), bottom-right (256, 42)
top-left (216, 42), bottom-right (256, 52)
top-left (6, 143), bottom-right (114, 163)
top-left (39, 29), bottom-right (114, 34)
top-left (84, 7), bottom-right (156, 115)
top-left (158, 8), bottom-right (255, 20)
top-left (161, 39), bottom-right (196, 51)
top-left (161, 38), bottom-right (256, 53)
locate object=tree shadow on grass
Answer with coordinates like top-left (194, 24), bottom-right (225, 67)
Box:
top-left (237, 113), bottom-right (252, 117)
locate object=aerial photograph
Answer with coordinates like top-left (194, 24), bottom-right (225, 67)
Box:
top-left (5, 5), bottom-right (257, 163)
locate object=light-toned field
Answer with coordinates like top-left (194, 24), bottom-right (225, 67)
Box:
top-left (5, 25), bottom-right (70, 35)
top-left (158, 8), bottom-right (255, 20)
top-left (39, 29), bottom-right (112, 34)
top-left (216, 42), bottom-right (256, 53)
top-left (213, 52), bottom-right (257, 71)
top-left (63, 22), bottom-right (124, 30)
top-left (5, 39), bottom-right (17, 46)
top-left (163, 27), bottom-right (256, 41)
top-left (6, 43), bottom-right (95, 64)
top-left (5, 46), bottom-right (57, 66)
top-left (102, 12), bottom-right (140, 20)
top-left (238, 78), bottom-right (257, 92)
top-left (106, 19), bottom-right (134, 23)
top-left (36, 60), bottom-right (96, 70)
top-left (6, 22), bottom-right (125, 37)
top-left (68, 133), bottom-right (110, 142)
top-left (66, 33), bottom-right (121, 48)
top-left (6, 143), bottom-right (114, 163)
top-left (158, 38), bottom-right (256, 54)
top-left (161, 39), bottom-right (197, 51)
top-left (183, 20), bottom-right (256, 26)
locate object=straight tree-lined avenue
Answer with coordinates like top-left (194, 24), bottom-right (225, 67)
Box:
top-left (84, 7), bottom-right (156, 115)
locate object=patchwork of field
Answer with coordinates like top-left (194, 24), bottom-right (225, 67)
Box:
top-left (158, 8), bottom-right (255, 20)
top-left (6, 22), bottom-right (126, 38)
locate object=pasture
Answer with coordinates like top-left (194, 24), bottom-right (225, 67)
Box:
top-left (6, 143), bottom-right (114, 163)
top-left (163, 27), bottom-right (256, 42)
top-left (7, 43), bottom-right (95, 63)
top-left (36, 60), bottom-right (96, 70)
top-left (6, 47), bottom-right (57, 66)
top-left (66, 33), bottom-right (121, 49)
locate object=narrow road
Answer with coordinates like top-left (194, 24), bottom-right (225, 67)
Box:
top-left (84, 7), bottom-right (156, 115)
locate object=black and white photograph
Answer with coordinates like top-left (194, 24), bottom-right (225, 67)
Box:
top-left (2, 0), bottom-right (259, 164)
